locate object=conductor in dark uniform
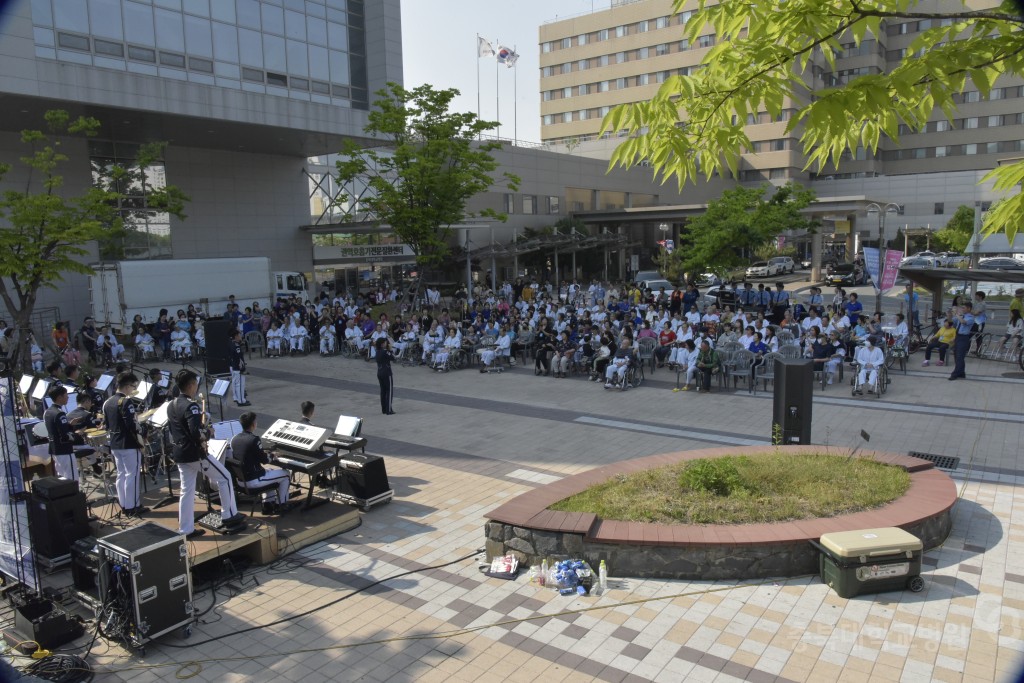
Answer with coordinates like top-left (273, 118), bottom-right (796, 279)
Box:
top-left (167, 370), bottom-right (242, 538)
top-left (103, 372), bottom-right (147, 516)
top-left (375, 337), bottom-right (395, 415)
top-left (231, 412), bottom-right (291, 515)
top-left (230, 329), bottom-right (250, 406)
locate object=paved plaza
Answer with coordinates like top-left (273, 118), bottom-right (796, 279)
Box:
top-left (29, 312), bottom-right (1024, 682)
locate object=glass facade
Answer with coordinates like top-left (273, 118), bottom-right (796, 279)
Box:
top-left (89, 141), bottom-right (173, 260)
top-left (29, 0), bottom-right (369, 109)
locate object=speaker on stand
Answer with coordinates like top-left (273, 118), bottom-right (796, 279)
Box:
top-left (203, 319), bottom-right (233, 378)
top-left (772, 358), bottom-right (813, 445)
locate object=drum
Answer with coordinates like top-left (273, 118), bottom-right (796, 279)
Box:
top-left (138, 408), bottom-right (157, 424)
top-left (82, 428), bottom-right (109, 448)
top-left (31, 422), bottom-right (49, 441)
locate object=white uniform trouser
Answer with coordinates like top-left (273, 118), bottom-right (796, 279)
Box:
top-left (111, 448), bottom-right (141, 510)
top-left (177, 456), bottom-right (239, 534)
top-left (858, 365), bottom-right (878, 388)
top-left (231, 368), bottom-right (246, 403)
top-left (267, 338), bottom-right (281, 353)
top-left (480, 349), bottom-right (495, 366)
top-left (320, 336), bottom-right (335, 354)
top-left (246, 469), bottom-right (290, 504)
top-left (53, 452), bottom-right (78, 482)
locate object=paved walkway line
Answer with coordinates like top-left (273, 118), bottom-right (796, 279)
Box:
top-left (574, 416), bottom-right (770, 446)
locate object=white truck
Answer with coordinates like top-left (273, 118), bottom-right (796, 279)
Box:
top-left (89, 257), bottom-right (308, 333)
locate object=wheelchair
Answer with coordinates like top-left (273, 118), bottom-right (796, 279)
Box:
top-left (604, 358), bottom-right (643, 391)
top-left (850, 360), bottom-right (889, 398)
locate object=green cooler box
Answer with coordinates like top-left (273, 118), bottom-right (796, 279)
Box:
top-left (815, 527), bottom-right (925, 598)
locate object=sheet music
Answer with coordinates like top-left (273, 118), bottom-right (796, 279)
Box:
top-left (18, 376), bottom-right (34, 395)
top-left (212, 420), bottom-right (242, 441)
top-left (96, 374), bottom-right (114, 392)
top-left (207, 438), bottom-right (229, 462)
top-left (31, 379), bottom-right (50, 401)
top-left (135, 380), bottom-right (152, 401)
top-left (334, 415), bottom-right (362, 437)
top-left (210, 379), bottom-right (230, 398)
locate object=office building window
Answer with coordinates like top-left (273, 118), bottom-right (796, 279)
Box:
top-left (638, 73), bottom-right (649, 85)
top-left (656, 43), bottom-right (668, 56)
top-left (159, 51), bottom-right (186, 68)
top-left (598, 54), bottom-right (609, 66)
top-left (542, 41), bottom-right (551, 53)
top-left (616, 51), bottom-right (625, 63)
top-left (548, 196), bottom-right (560, 214)
top-left (615, 25), bottom-right (627, 38)
top-left (934, 119), bottom-right (951, 132)
top-left (542, 114), bottom-right (553, 125)
top-left (577, 84), bottom-right (588, 96)
top-left (637, 47), bottom-right (649, 59)
top-left (963, 91), bottom-right (981, 103)
top-left (561, 37), bottom-right (571, 49)
top-left (523, 195), bottom-right (536, 214)
top-left (128, 45), bottom-right (157, 62)
top-left (563, 87), bottom-right (572, 98)
top-left (986, 142), bottom-right (998, 154)
top-left (639, 20), bottom-right (648, 32)
top-left (964, 143), bottom-right (978, 155)
top-left (189, 56), bottom-right (214, 73)
top-left (504, 193), bottom-right (515, 213)
top-left (698, 35), bottom-right (715, 48)
top-left (599, 80), bottom-right (609, 92)
top-left (94, 38), bottom-right (124, 57)
top-left (964, 117), bottom-right (979, 129)
top-left (543, 91), bottom-right (553, 101)
top-left (542, 66), bottom-right (553, 77)
top-left (242, 66), bottom-right (264, 82)
top-left (577, 34), bottom-right (586, 46)
top-left (935, 145), bottom-right (947, 157)
top-left (988, 115), bottom-right (1003, 127)
top-left (657, 16), bottom-right (670, 29)
top-left (598, 29), bottom-right (608, 41)
top-left (768, 168), bottom-right (788, 179)
top-left (578, 59), bottom-right (587, 71)
top-left (934, 203), bottom-right (944, 215)
top-left (656, 70), bottom-right (669, 83)
top-left (616, 77), bottom-right (626, 90)
top-left (57, 32), bottom-right (90, 51)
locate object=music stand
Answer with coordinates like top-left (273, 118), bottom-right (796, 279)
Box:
top-left (209, 379), bottom-right (230, 422)
top-left (134, 379), bottom-right (153, 406)
top-left (146, 402), bottom-right (175, 509)
top-left (95, 373), bottom-right (114, 394)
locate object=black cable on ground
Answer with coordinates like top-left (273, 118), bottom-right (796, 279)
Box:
top-left (21, 654), bottom-right (94, 683)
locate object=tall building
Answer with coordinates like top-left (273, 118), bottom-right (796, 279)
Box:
top-left (0, 0), bottom-right (402, 323)
top-left (539, 0), bottom-right (1019, 252)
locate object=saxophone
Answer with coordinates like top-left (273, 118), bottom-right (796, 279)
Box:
top-left (198, 392), bottom-right (213, 449)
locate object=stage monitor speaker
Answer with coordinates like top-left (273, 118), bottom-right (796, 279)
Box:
top-left (772, 358), bottom-right (813, 445)
top-left (204, 319), bottom-right (233, 376)
top-left (334, 454), bottom-right (390, 500)
top-left (27, 488), bottom-right (90, 560)
top-left (31, 476), bottom-right (79, 501)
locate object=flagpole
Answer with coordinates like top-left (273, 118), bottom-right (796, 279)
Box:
top-left (476, 34), bottom-right (481, 140)
top-left (513, 43), bottom-right (518, 145)
top-left (495, 43), bottom-right (500, 140)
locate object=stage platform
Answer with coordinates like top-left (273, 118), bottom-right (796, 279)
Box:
top-left (87, 484), bottom-right (361, 570)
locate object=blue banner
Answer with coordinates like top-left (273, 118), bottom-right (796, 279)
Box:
top-left (0, 378), bottom-right (37, 591)
top-left (862, 247), bottom-right (881, 292)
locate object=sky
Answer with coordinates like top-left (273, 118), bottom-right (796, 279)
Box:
top-left (399, 0), bottom-right (615, 144)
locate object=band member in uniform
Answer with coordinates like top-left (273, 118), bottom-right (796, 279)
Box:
top-left (375, 337), bottom-right (395, 415)
top-left (45, 386), bottom-right (80, 481)
top-left (299, 401), bottom-right (315, 425)
top-left (231, 412), bottom-right (291, 515)
top-left (102, 372), bottom-right (148, 516)
top-left (167, 370), bottom-right (242, 538)
top-left (230, 330), bottom-right (250, 407)
top-left (67, 391), bottom-right (100, 430)
top-left (148, 368), bottom-right (168, 410)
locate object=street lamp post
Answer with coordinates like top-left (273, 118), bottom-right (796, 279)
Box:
top-left (865, 202), bottom-right (900, 314)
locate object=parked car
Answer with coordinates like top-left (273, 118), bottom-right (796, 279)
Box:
top-left (825, 263), bottom-right (866, 286)
top-left (745, 261), bottom-right (779, 278)
top-left (768, 256), bottom-right (796, 274)
top-left (978, 257), bottom-right (1024, 270)
top-left (900, 250), bottom-right (937, 266)
top-left (633, 270), bottom-right (662, 284)
top-left (637, 279), bottom-right (674, 296)
top-left (901, 256), bottom-right (938, 269)
top-left (694, 272), bottom-right (722, 287)
top-left (935, 251), bottom-right (966, 267)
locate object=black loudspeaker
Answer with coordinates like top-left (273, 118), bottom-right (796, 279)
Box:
top-left (204, 319), bottom-right (233, 375)
top-left (334, 454), bottom-right (391, 501)
top-left (772, 358), bottom-right (813, 445)
top-left (31, 476), bottom-right (79, 501)
top-left (70, 537), bottom-right (101, 604)
top-left (27, 484), bottom-right (90, 560)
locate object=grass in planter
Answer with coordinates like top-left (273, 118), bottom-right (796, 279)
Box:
top-left (549, 454), bottom-right (911, 525)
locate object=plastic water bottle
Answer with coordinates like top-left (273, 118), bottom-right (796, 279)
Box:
top-left (539, 558), bottom-right (548, 587)
top-left (599, 560), bottom-right (608, 594)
